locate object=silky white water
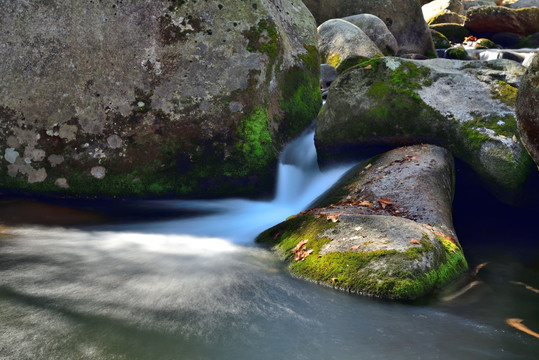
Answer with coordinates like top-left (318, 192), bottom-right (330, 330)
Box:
top-left (0, 129), bottom-right (538, 359)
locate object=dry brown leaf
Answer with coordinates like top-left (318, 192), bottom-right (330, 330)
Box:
top-left (378, 198), bottom-right (392, 209)
top-left (364, 163), bottom-right (372, 169)
top-left (364, 65), bottom-right (372, 70)
top-left (326, 213), bottom-right (342, 223)
top-left (410, 238), bottom-right (421, 245)
top-left (293, 240), bottom-right (308, 253)
top-left (350, 244), bottom-right (361, 250)
top-left (358, 201), bottom-right (375, 209)
top-left (506, 318), bottom-right (539, 339)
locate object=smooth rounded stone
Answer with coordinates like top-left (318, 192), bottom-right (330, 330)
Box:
top-left (301, 0), bottom-right (435, 56)
top-left (428, 11), bottom-right (466, 25)
top-left (465, 6), bottom-right (539, 37)
top-left (341, 14), bottom-right (399, 55)
top-left (476, 38), bottom-right (497, 48)
top-left (90, 166), bottom-right (106, 180)
top-left (430, 23), bottom-right (470, 43)
top-left (516, 31), bottom-right (539, 48)
top-left (54, 178), bottom-right (69, 189)
top-left (492, 32), bottom-right (524, 47)
top-left (257, 144), bottom-right (468, 300)
top-left (510, 0), bottom-right (539, 8)
top-left (315, 57), bottom-right (533, 195)
top-left (516, 54), bottom-right (539, 168)
top-left (317, 19), bottom-right (382, 69)
top-left (320, 64), bottom-right (338, 86)
top-left (444, 44), bottom-right (471, 59)
top-left (0, 0), bottom-right (320, 198)
top-left (423, 0), bottom-right (465, 23)
top-left (431, 29), bottom-right (452, 48)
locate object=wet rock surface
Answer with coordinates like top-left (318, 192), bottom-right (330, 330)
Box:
top-left (0, 0), bottom-right (320, 198)
top-left (257, 144), bottom-right (468, 300)
top-left (516, 54), bottom-right (539, 168)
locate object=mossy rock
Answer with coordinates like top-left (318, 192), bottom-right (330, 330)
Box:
top-left (316, 57), bottom-right (533, 197)
top-left (431, 29), bottom-right (452, 49)
top-left (257, 145), bottom-right (468, 300)
top-left (430, 23), bottom-right (470, 43)
top-left (516, 54), bottom-right (539, 169)
top-left (444, 45), bottom-right (470, 59)
top-left (0, 0), bottom-right (321, 199)
top-left (476, 38), bottom-right (497, 49)
top-left (428, 11), bottom-right (466, 26)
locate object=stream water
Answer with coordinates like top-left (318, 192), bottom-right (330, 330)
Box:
top-left (0, 129), bottom-right (538, 359)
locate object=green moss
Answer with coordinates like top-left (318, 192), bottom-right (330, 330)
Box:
top-left (476, 38), bottom-right (496, 49)
top-left (431, 30), bottom-right (451, 49)
top-left (335, 56), bottom-right (370, 73)
top-left (326, 53), bottom-right (341, 68)
top-left (444, 46), bottom-right (468, 60)
top-left (236, 106), bottom-right (274, 164)
top-left (491, 80), bottom-right (518, 107)
top-left (244, 19), bottom-right (280, 59)
top-left (257, 214), bottom-right (468, 300)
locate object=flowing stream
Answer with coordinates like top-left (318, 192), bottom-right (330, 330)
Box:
top-left (0, 129), bottom-right (538, 359)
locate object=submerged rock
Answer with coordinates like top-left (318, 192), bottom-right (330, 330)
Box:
top-left (301, 0), bottom-right (435, 56)
top-left (257, 144), bottom-right (468, 300)
top-left (316, 57), bottom-right (533, 196)
top-left (516, 54), bottom-right (539, 169)
top-left (0, 0), bottom-right (320, 198)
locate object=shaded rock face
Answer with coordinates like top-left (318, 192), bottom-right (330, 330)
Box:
top-left (0, 0), bottom-right (321, 198)
top-left (516, 54), bottom-right (539, 169)
top-left (430, 23), bottom-right (470, 43)
top-left (427, 11), bottom-right (466, 25)
top-left (341, 14), bottom-right (399, 55)
top-left (465, 6), bottom-right (539, 37)
top-left (510, 0), bottom-right (539, 8)
top-left (317, 19), bottom-right (382, 69)
top-left (315, 57), bottom-right (533, 195)
top-left (301, 0), bottom-right (435, 56)
top-left (257, 144), bottom-right (468, 300)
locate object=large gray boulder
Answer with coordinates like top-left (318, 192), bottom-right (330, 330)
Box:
top-left (423, 0), bottom-right (465, 24)
top-left (317, 19), bottom-right (382, 69)
top-left (316, 57), bottom-right (533, 195)
top-left (465, 6), bottom-right (539, 37)
top-left (0, 0), bottom-right (321, 198)
top-left (516, 54), bottom-right (539, 169)
top-left (510, 0), bottom-right (539, 8)
top-left (341, 14), bottom-right (399, 55)
top-left (257, 144), bottom-right (468, 300)
top-left (301, 0), bottom-right (435, 56)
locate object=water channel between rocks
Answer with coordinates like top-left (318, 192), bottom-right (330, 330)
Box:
top-left (0, 128), bottom-right (538, 359)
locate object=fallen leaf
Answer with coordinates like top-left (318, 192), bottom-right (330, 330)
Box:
top-left (350, 244), bottom-right (361, 250)
top-left (410, 238), bottom-right (421, 245)
top-left (293, 240), bottom-right (308, 253)
top-left (364, 163), bottom-right (372, 169)
top-left (506, 318), bottom-right (539, 339)
top-left (326, 213), bottom-right (342, 223)
top-left (364, 64), bottom-right (372, 70)
top-left (357, 201), bottom-right (375, 209)
top-left (378, 198), bottom-right (392, 209)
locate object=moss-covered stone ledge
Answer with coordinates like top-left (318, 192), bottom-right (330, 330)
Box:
top-left (256, 144), bottom-right (468, 300)
top-left (316, 57), bottom-right (533, 198)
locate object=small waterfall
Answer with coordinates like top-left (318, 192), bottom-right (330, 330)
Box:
top-left (118, 124), bottom-right (353, 242)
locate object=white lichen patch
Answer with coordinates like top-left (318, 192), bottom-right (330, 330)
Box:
top-left (59, 124), bottom-right (78, 141)
top-left (106, 135), bottom-right (123, 149)
top-left (4, 148), bottom-right (19, 164)
top-left (384, 57), bottom-right (402, 71)
top-left (416, 74), bottom-right (515, 123)
top-left (27, 168), bottom-right (47, 183)
top-left (48, 154), bottom-right (64, 167)
top-left (54, 178), bottom-right (69, 188)
top-left (91, 166), bottom-right (106, 179)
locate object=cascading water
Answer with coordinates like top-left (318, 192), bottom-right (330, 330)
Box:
top-left (1, 119), bottom-right (538, 359)
top-left (117, 127), bottom-right (353, 242)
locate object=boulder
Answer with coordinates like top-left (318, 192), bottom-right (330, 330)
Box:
top-left (301, 0), bottom-right (435, 56)
top-left (341, 14), bottom-right (399, 55)
top-left (444, 44), bottom-right (471, 59)
top-left (428, 11), bottom-right (467, 25)
top-left (317, 19), bottom-right (382, 70)
top-left (465, 6), bottom-right (539, 37)
top-left (315, 57), bottom-right (533, 195)
top-left (423, 0), bottom-right (465, 23)
top-left (510, 0), bottom-right (539, 8)
top-left (462, 0), bottom-right (497, 10)
top-left (431, 29), bottom-right (452, 48)
top-left (0, 0), bottom-right (321, 198)
top-left (257, 144), bottom-right (468, 300)
top-left (430, 23), bottom-right (470, 43)
top-left (516, 54), bottom-right (539, 169)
